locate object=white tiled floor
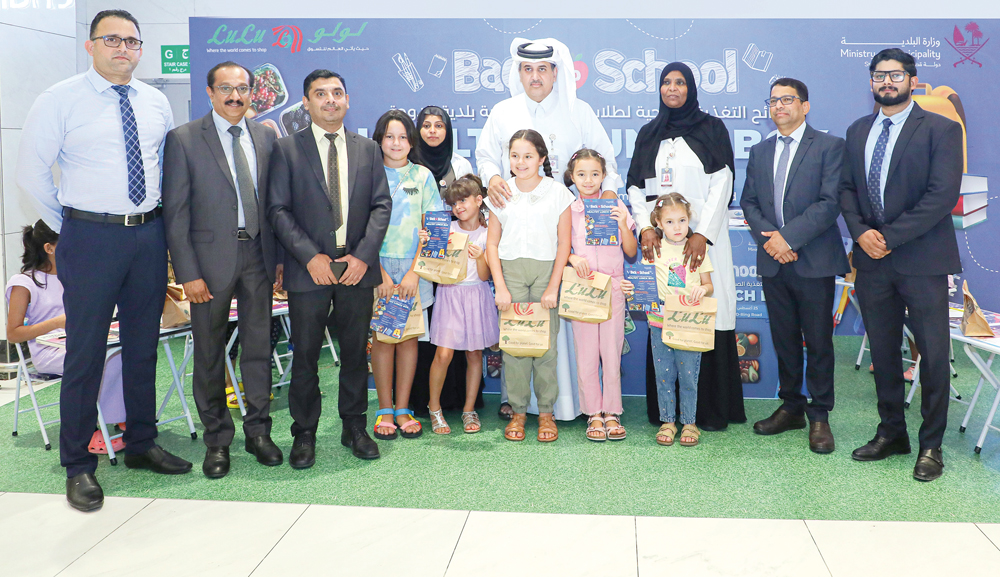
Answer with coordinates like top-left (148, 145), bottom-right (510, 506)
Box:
top-left (1, 492), bottom-right (999, 577)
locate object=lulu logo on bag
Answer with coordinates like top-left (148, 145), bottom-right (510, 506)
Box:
top-left (503, 303), bottom-right (547, 328)
top-left (499, 303), bottom-right (550, 357)
top-left (558, 267), bottom-right (613, 324)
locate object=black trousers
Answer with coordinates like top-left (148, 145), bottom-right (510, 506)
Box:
top-left (762, 267), bottom-right (836, 422)
top-left (286, 283), bottom-right (373, 436)
top-left (56, 216), bottom-right (167, 477)
top-left (191, 237), bottom-right (272, 447)
top-left (854, 263), bottom-right (950, 449)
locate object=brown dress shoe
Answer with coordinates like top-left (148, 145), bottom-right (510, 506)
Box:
top-left (809, 421), bottom-right (835, 454)
top-left (753, 408), bottom-right (806, 435)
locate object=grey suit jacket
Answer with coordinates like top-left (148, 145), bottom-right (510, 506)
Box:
top-left (741, 123), bottom-right (851, 279)
top-left (162, 112), bottom-right (280, 289)
top-left (266, 125), bottom-right (391, 292)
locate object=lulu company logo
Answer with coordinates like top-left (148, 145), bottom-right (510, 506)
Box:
top-left (947, 22), bottom-right (989, 68)
top-left (272, 25), bottom-right (303, 54)
top-left (512, 303), bottom-right (534, 316)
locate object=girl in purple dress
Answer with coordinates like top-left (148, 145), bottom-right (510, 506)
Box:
top-left (424, 176), bottom-right (499, 434)
top-left (5, 220), bottom-right (125, 453)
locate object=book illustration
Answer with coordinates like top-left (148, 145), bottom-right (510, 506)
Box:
top-left (742, 43), bottom-right (773, 72)
top-left (427, 54), bottom-right (448, 78)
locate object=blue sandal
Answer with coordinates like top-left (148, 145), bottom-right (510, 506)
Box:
top-left (373, 408), bottom-right (398, 440)
top-left (394, 408), bottom-right (423, 439)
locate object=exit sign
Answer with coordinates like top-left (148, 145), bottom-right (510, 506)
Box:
top-left (161, 45), bottom-right (190, 74)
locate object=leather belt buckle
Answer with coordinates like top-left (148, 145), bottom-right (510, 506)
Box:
top-left (124, 213), bottom-right (144, 226)
top-left (237, 229), bottom-right (251, 240)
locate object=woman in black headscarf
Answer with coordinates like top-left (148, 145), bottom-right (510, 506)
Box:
top-left (409, 106), bottom-right (480, 417)
top-left (627, 62), bottom-right (745, 432)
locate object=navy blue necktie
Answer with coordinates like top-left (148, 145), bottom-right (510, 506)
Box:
top-left (866, 118), bottom-right (893, 225)
top-left (111, 85), bottom-right (146, 207)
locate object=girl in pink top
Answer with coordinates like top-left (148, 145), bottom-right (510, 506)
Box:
top-left (565, 149), bottom-right (638, 441)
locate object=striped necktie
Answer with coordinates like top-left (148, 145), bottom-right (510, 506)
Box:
top-left (111, 85), bottom-right (146, 207)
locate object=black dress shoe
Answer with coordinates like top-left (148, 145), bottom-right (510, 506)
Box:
top-left (914, 447), bottom-right (944, 482)
top-left (203, 446), bottom-right (230, 479)
top-left (753, 408), bottom-right (807, 436)
top-left (66, 473), bottom-right (103, 512)
top-left (341, 425), bottom-right (380, 460)
top-left (809, 421), bottom-right (835, 454)
top-left (851, 435), bottom-right (912, 461)
top-left (123, 445), bottom-right (193, 474)
top-left (245, 435), bottom-right (283, 466)
top-left (289, 431), bottom-right (316, 469)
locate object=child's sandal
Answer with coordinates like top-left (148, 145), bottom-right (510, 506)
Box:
top-left (656, 422), bottom-right (677, 446)
top-left (429, 408), bottom-right (450, 435)
top-left (586, 415), bottom-right (606, 442)
top-left (394, 408), bottom-right (423, 439)
top-left (461, 411), bottom-right (481, 434)
top-left (504, 413), bottom-right (527, 441)
top-left (679, 424), bottom-right (701, 447)
top-left (537, 414), bottom-right (559, 443)
top-left (604, 415), bottom-right (626, 441)
top-left (373, 408), bottom-right (398, 440)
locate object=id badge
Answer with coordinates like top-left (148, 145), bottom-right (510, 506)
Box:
top-left (549, 154), bottom-right (559, 173)
top-left (660, 166), bottom-right (674, 188)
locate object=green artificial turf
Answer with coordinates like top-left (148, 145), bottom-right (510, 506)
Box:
top-left (2, 336), bottom-right (999, 522)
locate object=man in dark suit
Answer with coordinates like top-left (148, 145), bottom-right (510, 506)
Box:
top-left (741, 78), bottom-right (850, 454)
top-left (840, 48), bottom-right (963, 482)
top-left (267, 69), bottom-right (391, 468)
top-left (162, 61), bottom-right (283, 478)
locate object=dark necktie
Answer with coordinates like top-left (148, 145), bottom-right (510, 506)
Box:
top-left (772, 135), bottom-right (794, 228)
top-left (324, 133), bottom-right (344, 233)
top-left (227, 125), bottom-right (258, 238)
top-left (866, 118), bottom-right (893, 225)
top-left (111, 85), bottom-right (146, 206)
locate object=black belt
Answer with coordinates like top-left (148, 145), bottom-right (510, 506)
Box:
top-left (334, 246), bottom-right (347, 258)
top-left (64, 206), bottom-right (161, 226)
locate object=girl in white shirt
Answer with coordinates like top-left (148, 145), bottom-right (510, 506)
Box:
top-left (485, 129), bottom-right (573, 443)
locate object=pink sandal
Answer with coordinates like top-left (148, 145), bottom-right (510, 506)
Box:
top-left (88, 430), bottom-right (125, 455)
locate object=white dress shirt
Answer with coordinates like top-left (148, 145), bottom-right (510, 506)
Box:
top-left (211, 111), bottom-right (257, 228)
top-left (772, 120), bottom-right (807, 225)
top-left (17, 67), bottom-right (174, 231)
top-left (865, 99), bottom-right (915, 206)
top-left (311, 122), bottom-right (350, 246)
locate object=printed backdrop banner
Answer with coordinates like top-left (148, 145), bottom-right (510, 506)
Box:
top-left (190, 18), bottom-right (998, 398)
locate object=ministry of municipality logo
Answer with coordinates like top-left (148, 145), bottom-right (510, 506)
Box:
top-left (946, 22), bottom-right (989, 68)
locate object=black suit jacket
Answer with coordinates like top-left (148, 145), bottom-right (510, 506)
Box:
top-left (741, 124), bottom-right (851, 278)
top-left (162, 112), bottom-right (279, 289)
top-left (267, 126), bottom-right (391, 292)
top-left (839, 102), bottom-right (963, 275)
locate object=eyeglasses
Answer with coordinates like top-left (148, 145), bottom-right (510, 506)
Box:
top-left (92, 35), bottom-right (143, 50)
top-left (871, 70), bottom-right (908, 82)
top-left (214, 85), bottom-right (251, 95)
top-left (765, 95), bottom-right (803, 108)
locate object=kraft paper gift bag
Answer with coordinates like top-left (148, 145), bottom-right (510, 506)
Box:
top-left (414, 232), bottom-right (469, 285)
top-left (558, 267), bottom-right (613, 323)
top-left (161, 283), bottom-right (191, 328)
top-left (499, 303), bottom-right (551, 358)
top-left (659, 295), bottom-right (717, 352)
top-left (372, 289), bottom-right (424, 344)
top-left (961, 280), bottom-right (994, 337)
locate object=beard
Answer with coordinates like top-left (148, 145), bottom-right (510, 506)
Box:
top-left (873, 84), bottom-right (911, 106)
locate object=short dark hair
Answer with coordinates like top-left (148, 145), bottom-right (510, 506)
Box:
top-left (89, 9), bottom-right (141, 39)
top-left (303, 69), bottom-right (347, 98)
top-left (372, 109), bottom-right (422, 166)
top-left (869, 48), bottom-right (917, 77)
top-left (207, 61), bottom-right (255, 90)
top-left (770, 77), bottom-right (809, 102)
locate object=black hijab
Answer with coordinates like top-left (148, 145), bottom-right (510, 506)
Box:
top-left (627, 63), bottom-right (735, 202)
top-left (415, 106), bottom-right (455, 187)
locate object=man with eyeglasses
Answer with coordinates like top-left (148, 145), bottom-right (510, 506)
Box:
top-left (740, 78), bottom-right (849, 454)
top-left (16, 9), bottom-right (191, 513)
top-left (840, 48), bottom-right (963, 482)
top-left (162, 61), bottom-right (283, 479)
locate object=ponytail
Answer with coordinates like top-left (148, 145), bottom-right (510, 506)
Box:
top-left (20, 219), bottom-right (58, 287)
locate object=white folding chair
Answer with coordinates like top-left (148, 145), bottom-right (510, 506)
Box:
top-left (10, 342), bottom-right (121, 463)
